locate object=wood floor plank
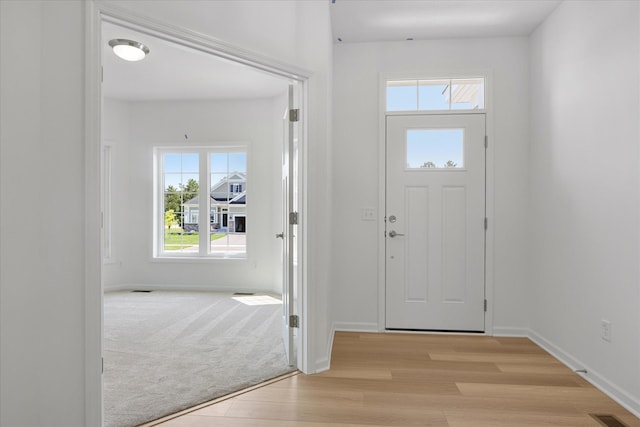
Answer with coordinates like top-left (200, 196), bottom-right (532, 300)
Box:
top-left (363, 391), bottom-right (586, 416)
top-left (155, 332), bottom-right (639, 427)
top-left (390, 367), bottom-right (584, 387)
top-left (444, 410), bottom-right (602, 427)
top-left (222, 399), bottom-right (448, 426)
top-left (456, 382), bottom-right (608, 401)
top-left (428, 350), bottom-right (556, 364)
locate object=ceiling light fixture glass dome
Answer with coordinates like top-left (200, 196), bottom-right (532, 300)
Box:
top-left (108, 39), bottom-right (150, 62)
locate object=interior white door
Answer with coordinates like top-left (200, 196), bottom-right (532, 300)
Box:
top-left (385, 114), bottom-right (486, 332)
top-left (279, 84), bottom-right (297, 366)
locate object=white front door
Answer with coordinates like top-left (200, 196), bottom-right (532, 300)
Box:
top-left (385, 114), bottom-right (486, 332)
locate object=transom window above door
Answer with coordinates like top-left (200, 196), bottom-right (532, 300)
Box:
top-left (386, 78), bottom-right (485, 112)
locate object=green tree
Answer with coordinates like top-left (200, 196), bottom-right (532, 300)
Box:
top-left (421, 161), bottom-right (437, 168)
top-left (180, 179), bottom-right (199, 202)
top-left (164, 185), bottom-right (182, 214)
top-left (165, 180), bottom-right (199, 228)
top-left (164, 209), bottom-right (179, 230)
top-left (445, 160), bottom-right (458, 168)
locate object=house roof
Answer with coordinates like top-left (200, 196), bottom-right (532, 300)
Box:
top-left (183, 193), bottom-right (247, 206)
top-left (183, 173), bottom-right (247, 206)
top-left (182, 195), bottom-right (217, 206)
top-left (230, 193), bottom-right (246, 204)
top-left (211, 172), bottom-right (246, 193)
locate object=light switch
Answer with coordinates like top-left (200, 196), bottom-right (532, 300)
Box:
top-left (362, 208), bottom-right (376, 221)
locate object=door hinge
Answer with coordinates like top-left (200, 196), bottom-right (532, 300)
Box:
top-left (484, 217), bottom-right (488, 230)
top-left (289, 211), bottom-right (299, 225)
top-left (289, 109), bottom-right (299, 122)
top-left (289, 314), bottom-right (299, 328)
top-left (484, 135), bottom-right (488, 148)
top-left (484, 299), bottom-right (487, 312)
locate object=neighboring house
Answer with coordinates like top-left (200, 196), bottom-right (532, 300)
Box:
top-left (183, 172), bottom-right (247, 233)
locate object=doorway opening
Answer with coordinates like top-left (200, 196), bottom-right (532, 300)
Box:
top-left (380, 75), bottom-right (490, 333)
top-left (96, 13), bottom-right (307, 427)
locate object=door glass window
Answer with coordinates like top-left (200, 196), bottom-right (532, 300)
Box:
top-left (406, 129), bottom-right (464, 169)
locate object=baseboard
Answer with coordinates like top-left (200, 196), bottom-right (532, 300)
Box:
top-left (314, 355), bottom-right (331, 374)
top-left (491, 326), bottom-right (529, 337)
top-left (333, 321), bottom-right (380, 332)
top-left (315, 322), bottom-right (380, 374)
top-left (103, 283), bottom-right (133, 292)
top-left (315, 324), bottom-right (336, 374)
top-left (103, 283), bottom-right (278, 294)
top-left (528, 329), bottom-right (640, 418)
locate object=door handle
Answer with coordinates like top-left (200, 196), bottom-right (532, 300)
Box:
top-left (388, 230), bottom-right (404, 238)
top-left (275, 232), bottom-right (284, 239)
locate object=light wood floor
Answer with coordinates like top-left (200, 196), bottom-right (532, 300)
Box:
top-left (153, 332), bottom-right (640, 426)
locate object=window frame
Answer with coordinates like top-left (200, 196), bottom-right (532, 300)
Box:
top-left (154, 146), bottom-right (248, 260)
top-left (386, 77), bottom-right (486, 113)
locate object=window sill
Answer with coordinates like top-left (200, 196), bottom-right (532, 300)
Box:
top-left (151, 255), bottom-right (248, 263)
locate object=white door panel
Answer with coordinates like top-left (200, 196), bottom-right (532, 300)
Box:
top-left (386, 114), bottom-right (485, 332)
top-left (280, 84), bottom-right (297, 366)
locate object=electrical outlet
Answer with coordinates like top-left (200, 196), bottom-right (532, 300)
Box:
top-left (601, 320), bottom-right (611, 342)
top-left (361, 207), bottom-right (376, 221)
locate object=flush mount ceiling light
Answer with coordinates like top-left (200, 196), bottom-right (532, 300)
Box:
top-left (108, 39), bottom-right (149, 62)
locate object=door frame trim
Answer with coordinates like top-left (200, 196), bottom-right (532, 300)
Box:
top-left (85, 2), bottom-right (311, 425)
top-left (377, 70), bottom-right (495, 335)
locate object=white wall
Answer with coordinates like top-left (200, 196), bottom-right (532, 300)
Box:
top-left (0, 2), bottom-right (86, 426)
top-left (529, 0), bottom-right (640, 413)
top-left (331, 38), bottom-right (530, 333)
top-left (102, 98), bottom-right (131, 289)
top-left (103, 97), bottom-right (284, 293)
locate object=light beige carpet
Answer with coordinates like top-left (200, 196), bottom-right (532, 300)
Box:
top-left (103, 290), bottom-right (294, 427)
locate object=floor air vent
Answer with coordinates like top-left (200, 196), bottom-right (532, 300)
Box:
top-left (131, 290), bottom-right (152, 293)
top-left (591, 414), bottom-right (628, 427)
top-left (233, 292), bottom-right (255, 296)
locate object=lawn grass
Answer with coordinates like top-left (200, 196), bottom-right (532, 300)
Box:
top-left (164, 229), bottom-right (227, 250)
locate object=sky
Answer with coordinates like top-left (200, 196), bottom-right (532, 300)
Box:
top-left (406, 129), bottom-right (464, 168)
top-left (163, 152), bottom-right (247, 190)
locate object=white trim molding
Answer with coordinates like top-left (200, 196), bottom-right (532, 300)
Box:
top-left (333, 321), bottom-right (380, 333)
top-left (528, 330), bottom-right (640, 419)
top-left (491, 327), bottom-right (529, 337)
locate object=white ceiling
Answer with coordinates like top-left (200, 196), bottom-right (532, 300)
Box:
top-left (330, 0), bottom-right (562, 43)
top-left (102, 21), bottom-right (290, 101)
top-left (103, 1), bottom-right (562, 101)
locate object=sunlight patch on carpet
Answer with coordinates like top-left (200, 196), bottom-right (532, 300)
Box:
top-left (232, 295), bottom-right (282, 306)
